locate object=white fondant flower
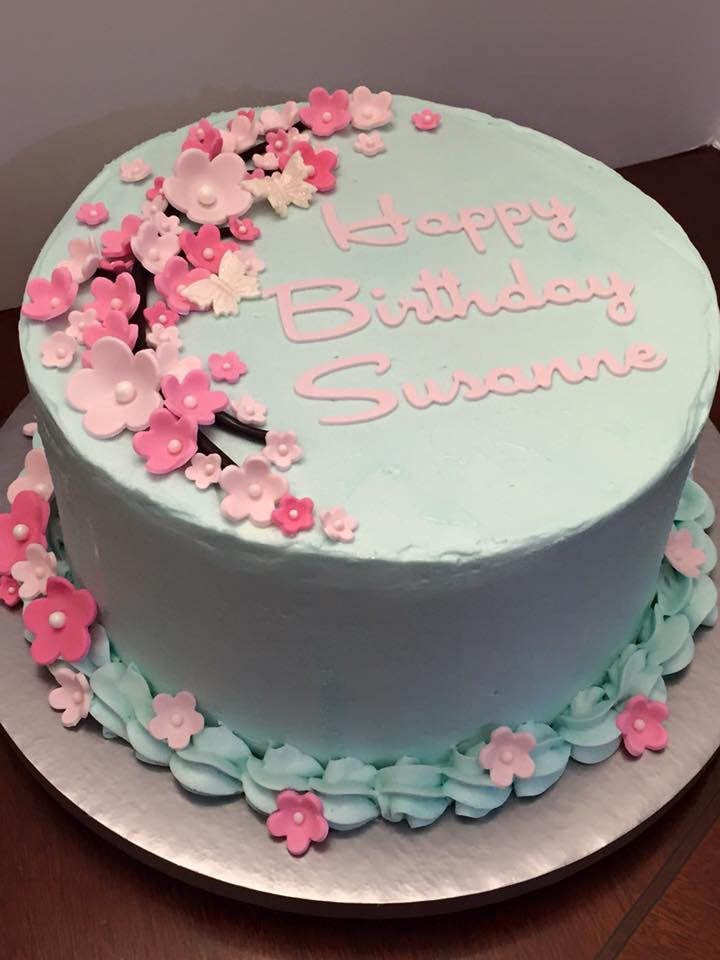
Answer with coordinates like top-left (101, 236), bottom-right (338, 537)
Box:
top-left (48, 668), bottom-right (91, 728)
top-left (120, 157), bottom-right (152, 183)
top-left (11, 542), bottom-right (57, 600)
top-left (183, 250), bottom-right (261, 317)
top-left (232, 393), bottom-right (266, 425)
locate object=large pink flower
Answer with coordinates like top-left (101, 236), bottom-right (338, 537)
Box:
top-left (616, 695), bottom-right (669, 757)
top-left (130, 218), bottom-right (181, 274)
top-left (82, 309), bottom-right (139, 351)
top-left (161, 369), bottom-right (228, 425)
top-left (349, 86), bottom-right (393, 130)
top-left (132, 409), bottom-right (197, 474)
top-left (66, 337), bottom-right (161, 438)
top-left (23, 577), bottom-right (97, 665)
top-left (154, 256), bottom-right (211, 315)
top-left (11, 542), bottom-right (57, 600)
top-left (263, 431), bottom-right (302, 471)
top-left (22, 266), bottom-right (77, 322)
top-left (88, 272), bottom-right (140, 322)
top-left (665, 528), bottom-right (706, 577)
top-left (271, 495), bottom-right (315, 537)
top-left (279, 142), bottom-right (338, 193)
top-left (100, 215), bottom-right (143, 259)
top-left (149, 691), bottom-right (204, 749)
top-left (58, 237), bottom-right (99, 283)
top-left (0, 491), bottom-right (49, 574)
top-left (76, 202), bottom-right (109, 226)
top-left (479, 727), bottom-right (536, 787)
top-left (48, 668), bottom-right (91, 727)
top-left (208, 351), bottom-right (246, 384)
top-left (179, 224), bottom-right (239, 273)
top-left (266, 790), bottom-right (329, 856)
top-left (299, 87), bottom-right (350, 137)
top-left (7, 448), bottom-right (53, 503)
top-left (182, 118), bottom-right (223, 158)
top-left (219, 456), bottom-right (288, 526)
top-left (163, 149), bottom-right (252, 225)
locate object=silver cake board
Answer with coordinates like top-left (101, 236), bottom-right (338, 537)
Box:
top-left (1, 395), bottom-right (719, 918)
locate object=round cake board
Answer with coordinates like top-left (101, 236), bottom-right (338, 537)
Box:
top-left (1, 397), bottom-right (719, 919)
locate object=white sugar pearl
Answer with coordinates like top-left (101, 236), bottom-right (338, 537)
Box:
top-left (277, 443), bottom-right (288, 456)
top-left (500, 749), bottom-right (514, 764)
top-left (72, 690), bottom-right (84, 705)
top-left (167, 439), bottom-right (182, 454)
top-left (633, 718), bottom-right (646, 732)
top-left (222, 361), bottom-right (232, 371)
top-left (322, 111), bottom-right (332, 122)
top-left (289, 508), bottom-right (299, 520)
top-left (55, 347), bottom-right (67, 359)
top-left (197, 185), bottom-right (216, 206)
top-left (183, 395), bottom-right (198, 409)
top-left (202, 247), bottom-right (215, 261)
top-left (170, 712), bottom-right (183, 727)
top-left (333, 518), bottom-right (345, 532)
top-left (48, 611), bottom-right (66, 629)
top-left (114, 380), bottom-right (136, 404)
top-left (292, 811), bottom-right (305, 825)
top-left (158, 314), bottom-right (167, 323)
top-left (110, 297), bottom-right (123, 310)
top-left (237, 224), bottom-right (247, 234)
top-left (50, 296), bottom-right (60, 308)
top-left (248, 483), bottom-right (262, 499)
top-left (204, 462), bottom-right (216, 476)
top-left (12, 524), bottom-right (29, 541)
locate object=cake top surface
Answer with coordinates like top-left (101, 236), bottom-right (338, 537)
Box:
top-left (19, 92), bottom-right (720, 564)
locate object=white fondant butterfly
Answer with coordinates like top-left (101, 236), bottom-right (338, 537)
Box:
top-left (183, 251), bottom-right (261, 317)
top-left (245, 151), bottom-right (317, 218)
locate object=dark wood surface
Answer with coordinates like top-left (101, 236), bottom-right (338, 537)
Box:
top-left (2, 146), bottom-right (720, 959)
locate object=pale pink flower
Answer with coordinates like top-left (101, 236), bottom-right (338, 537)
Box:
top-left (232, 394), bottom-right (266, 425)
top-left (161, 369), bottom-right (228, 426)
top-left (130, 218), bottom-right (181, 274)
top-left (266, 790), bottom-right (329, 856)
top-left (57, 237), bottom-right (99, 283)
top-left (48, 668), bottom-right (91, 727)
top-left (11, 542), bottom-right (57, 600)
top-left (258, 101), bottom-right (299, 132)
top-left (76, 202), bottom-right (109, 226)
top-left (184, 452), bottom-right (222, 490)
top-left (353, 132), bottom-right (385, 157)
top-left (665, 528), bottom-right (706, 577)
top-left (224, 113), bottom-right (259, 153)
top-left (479, 727), bottom-right (536, 787)
top-left (147, 323), bottom-right (182, 349)
top-left (616, 695), bottom-right (669, 757)
top-left (66, 307), bottom-right (97, 342)
top-left (163, 149), bottom-right (252, 225)
top-left (263, 430), bottom-right (302, 470)
top-left (141, 195), bottom-right (169, 219)
top-left (320, 506), bottom-right (358, 543)
top-left (7, 448), bottom-right (53, 503)
top-left (219, 456), bottom-right (288, 526)
top-left (119, 157), bottom-right (152, 182)
top-left (154, 342), bottom-right (203, 380)
top-left (41, 331), bottom-right (77, 369)
top-left (349, 86), bottom-right (393, 130)
top-left (149, 691), bottom-right (204, 749)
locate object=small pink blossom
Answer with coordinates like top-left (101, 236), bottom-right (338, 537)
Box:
top-left (353, 132), bottom-right (385, 157)
top-left (149, 691), bottom-right (204, 749)
top-left (234, 246), bottom-right (265, 276)
top-left (279, 141), bottom-right (338, 192)
top-left (147, 323), bottom-right (182, 350)
top-left (155, 343), bottom-right (203, 380)
top-left (320, 506), bottom-right (358, 543)
top-left (184, 452), bottom-right (221, 489)
top-left (82, 309), bottom-right (139, 351)
top-left (11, 543), bottom-right (57, 600)
top-left (66, 307), bottom-right (97, 342)
top-left (143, 300), bottom-right (178, 329)
top-left (146, 176), bottom-right (165, 200)
top-left (66, 338), bottom-right (161, 438)
top-left (208, 351), bottom-right (246, 383)
top-left (7, 449), bottom-right (53, 504)
top-left (23, 576), bottom-right (97, 665)
top-left (58, 237), bottom-right (99, 283)
top-left (227, 217), bottom-right (260, 242)
top-left (272, 495), bottom-right (315, 537)
top-left (259, 101), bottom-right (299, 132)
top-left (224, 112), bottom-right (259, 153)
top-left (349, 86), bottom-right (393, 130)
top-left (232, 394), bottom-right (266, 425)
top-left (412, 108), bottom-right (441, 131)
top-left (76, 202), bottom-right (109, 226)
top-left (0, 491), bottom-right (50, 574)
top-left (616, 694), bottom-right (669, 757)
top-left (299, 87), bottom-right (351, 137)
top-left (164, 149), bottom-right (252, 225)
top-left (132, 409), bottom-right (197, 474)
top-left (161, 369), bottom-right (228, 426)
top-left (22, 422), bottom-right (38, 438)
top-left (219, 456), bottom-right (288, 526)
top-left (22, 266), bottom-right (78, 322)
top-left (41, 331), bottom-right (77, 369)
top-left (267, 790), bottom-right (329, 856)
top-left (0, 575), bottom-right (20, 607)
top-left (98, 256), bottom-right (135, 274)
top-left (479, 726), bottom-right (536, 787)
top-left (154, 256), bottom-right (211, 315)
top-left (48, 668), bottom-right (91, 727)
top-left (182, 118), bottom-right (222, 158)
top-left (141, 195), bottom-right (169, 219)
top-left (263, 430), bottom-right (302, 470)
top-left (265, 129), bottom-right (289, 155)
top-left (130, 218), bottom-right (181, 273)
top-left (180, 224), bottom-right (239, 273)
top-left (665, 528), bottom-right (706, 577)
top-left (87, 272), bottom-right (140, 322)
top-left (120, 157), bottom-right (152, 183)
top-left (252, 150), bottom-right (279, 172)
top-left (100, 214), bottom-right (142, 259)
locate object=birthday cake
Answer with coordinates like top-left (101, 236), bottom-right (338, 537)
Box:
top-left (7, 87), bottom-right (720, 855)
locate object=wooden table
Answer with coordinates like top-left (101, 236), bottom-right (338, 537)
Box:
top-left (3, 147), bottom-right (720, 960)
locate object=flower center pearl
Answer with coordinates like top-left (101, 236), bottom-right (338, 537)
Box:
top-left (322, 111), bottom-right (332, 122)
top-left (292, 811), bottom-right (305, 825)
top-left (170, 712), bottom-right (184, 727)
top-left (89, 208), bottom-right (97, 217)
top-left (56, 347), bottom-right (67, 359)
top-left (238, 224), bottom-right (247, 234)
top-left (7, 585), bottom-right (15, 595)
top-left (114, 380), bottom-right (136, 404)
top-left (50, 296), bottom-right (60, 308)
top-left (305, 164), bottom-right (315, 177)
top-left (333, 518), bottom-right (345, 532)
top-left (72, 690), bottom-right (84, 705)
top-left (183, 395), bottom-right (198, 409)
top-left (157, 330), bottom-right (170, 343)
top-left (167, 438), bottom-right (183, 454)
top-left (289, 508), bottom-right (299, 520)
top-left (222, 361), bottom-right (232, 370)
top-left (48, 611), bottom-right (66, 629)
top-left (202, 247), bottom-right (215, 261)
top-left (110, 297), bottom-right (123, 310)
top-left (633, 718), bottom-right (646, 732)
top-left (158, 314), bottom-right (167, 323)
top-left (197, 185), bottom-right (216, 206)
top-left (363, 108), bottom-right (373, 119)
top-left (148, 247), bottom-right (160, 261)
top-left (500, 749), bottom-right (514, 765)
top-left (277, 443), bottom-right (288, 456)
top-left (204, 462), bottom-right (216, 476)
top-left (248, 483), bottom-right (262, 499)
top-left (35, 565), bottom-right (46, 577)
top-left (12, 524), bottom-right (29, 541)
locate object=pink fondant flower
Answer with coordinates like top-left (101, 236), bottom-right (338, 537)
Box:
top-left (263, 430), bottom-right (302, 470)
top-left (11, 543), bottom-right (57, 600)
top-left (259, 101), bottom-right (299, 132)
top-left (22, 266), bottom-right (77, 322)
top-left (320, 506), bottom-right (358, 543)
top-left (130, 218), bottom-right (181, 274)
top-left (224, 112), bottom-right (259, 153)
top-left (267, 790), bottom-right (329, 856)
top-left (279, 141), bottom-right (338, 192)
top-left (98, 256), bottom-right (135, 274)
top-left (182, 118), bottom-right (223, 158)
top-left (58, 237), bottom-right (99, 283)
top-left (252, 150), bottom-right (280, 172)
top-left (141, 195), bottom-right (169, 219)
top-left (65, 307), bottom-right (97, 342)
top-left (0, 491), bottom-right (49, 574)
top-left (82, 309), bottom-right (138, 351)
top-left (147, 323), bottom-right (182, 350)
top-left (146, 176), bottom-right (165, 200)
top-left (616, 694), bottom-right (669, 757)
top-left (88, 272), bottom-right (140, 322)
top-left (665, 528), bottom-right (706, 577)
top-left (219, 456), bottom-right (288, 526)
top-left (100, 214), bottom-right (142, 259)
top-left (66, 337), bottom-right (161, 438)
top-left (271, 495), bottom-right (315, 537)
top-left (232, 394), bottom-right (266, 425)
top-left (143, 299), bottom-right (178, 329)
top-left (300, 87), bottom-right (351, 137)
top-left (149, 691), bottom-right (204, 749)
top-left (0, 575), bottom-right (20, 607)
top-left (479, 726), bottom-right (536, 787)
top-left (208, 351), bottom-right (246, 383)
top-left (265, 129), bottom-right (289, 155)
top-left (179, 224), bottom-right (239, 273)
top-left (154, 256), bottom-right (211, 315)
top-left (164, 149), bottom-right (252, 225)
top-left (227, 216), bottom-right (260, 242)
top-left (23, 576), bottom-right (97, 666)
top-left (41, 331), bottom-right (77, 369)
top-left (161, 369), bottom-right (228, 426)
top-left (353, 132), bottom-right (385, 157)
top-left (155, 342), bottom-right (202, 380)
top-left (184, 452), bottom-right (221, 490)
top-left (132, 409), bottom-right (197, 474)
top-left (48, 668), bottom-right (91, 727)
top-left (412, 107), bottom-right (441, 131)
top-left (233, 246), bottom-right (265, 276)
top-left (349, 86), bottom-right (393, 130)
top-left (120, 157), bottom-right (151, 183)
top-left (7, 448), bottom-right (53, 504)
top-left (76, 202), bottom-right (109, 226)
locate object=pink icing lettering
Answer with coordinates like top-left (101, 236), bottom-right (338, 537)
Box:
top-left (625, 343), bottom-right (666, 371)
top-left (321, 194), bottom-right (411, 251)
top-left (587, 274), bottom-right (636, 325)
top-left (376, 296), bottom-right (433, 327)
top-left (415, 212), bottom-right (462, 237)
top-left (264, 278), bottom-right (370, 343)
top-left (457, 206), bottom-right (496, 254)
top-left (412, 270), bottom-right (462, 321)
top-left (577, 350), bottom-right (630, 380)
top-left (402, 376), bottom-right (461, 409)
top-left (495, 260), bottom-right (546, 312)
top-left (530, 198), bottom-right (576, 241)
top-left (543, 277), bottom-right (592, 305)
top-left (294, 354), bottom-right (398, 425)
top-left (484, 366), bottom-right (535, 394)
top-left (495, 202), bottom-right (531, 247)
top-left (531, 358), bottom-right (586, 389)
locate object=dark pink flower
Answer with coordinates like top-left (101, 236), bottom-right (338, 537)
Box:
top-left (146, 176), bottom-right (165, 201)
top-left (179, 224), bottom-right (239, 273)
top-left (181, 118), bottom-right (222, 158)
top-left (161, 369), bottom-right (228, 425)
top-left (227, 217), bottom-right (260, 242)
top-left (0, 491), bottom-right (50, 574)
top-left (208, 351), bottom-right (247, 383)
top-left (23, 576), bottom-right (97, 665)
top-left (88, 272), bottom-right (140, 322)
top-left (616, 695), bottom-right (669, 757)
top-left (267, 790), bottom-right (329, 856)
top-left (279, 141), bottom-right (338, 193)
top-left (299, 86), bottom-right (351, 137)
top-left (98, 256), bottom-right (134, 274)
top-left (265, 129), bottom-right (289, 155)
top-left (22, 266), bottom-right (77, 322)
top-left (76, 202), bottom-right (109, 226)
top-left (271, 495), bottom-right (315, 537)
top-left (132, 408), bottom-right (197, 474)
top-left (0, 575), bottom-right (20, 607)
top-left (143, 299), bottom-right (178, 328)
top-left (411, 108), bottom-right (441, 131)
top-left (83, 309), bottom-right (138, 351)
top-left (154, 257), bottom-right (211, 315)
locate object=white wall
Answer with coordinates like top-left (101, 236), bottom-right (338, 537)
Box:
top-left (3, 0), bottom-right (720, 307)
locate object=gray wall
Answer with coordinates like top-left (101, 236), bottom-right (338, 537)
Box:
top-left (3, 0), bottom-right (720, 308)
